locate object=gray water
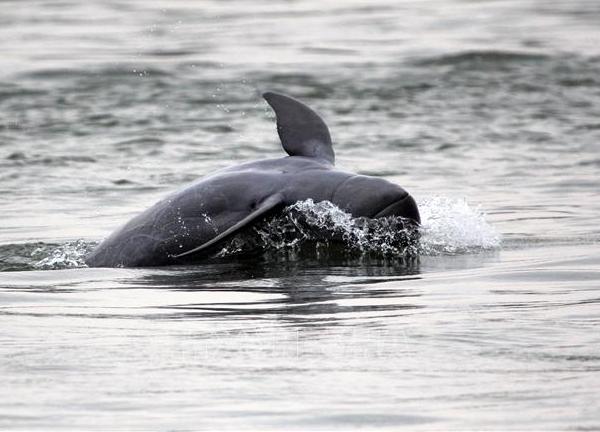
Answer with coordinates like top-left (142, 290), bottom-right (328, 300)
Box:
top-left (1, 0), bottom-right (600, 430)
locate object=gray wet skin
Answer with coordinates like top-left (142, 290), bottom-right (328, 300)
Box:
top-left (86, 92), bottom-right (420, 267)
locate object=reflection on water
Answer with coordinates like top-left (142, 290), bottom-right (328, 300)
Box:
top-left (132, 257), bottom-right (422, 320)
top-left (1, 245), bottom-right (598, 430)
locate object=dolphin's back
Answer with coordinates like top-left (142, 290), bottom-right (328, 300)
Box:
top-left (85, 157), bottom-right (338, 267)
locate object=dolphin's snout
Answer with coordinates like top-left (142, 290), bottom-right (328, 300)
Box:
top-left (373, 194), bottom-right (420, 224)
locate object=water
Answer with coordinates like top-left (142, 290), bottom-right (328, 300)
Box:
top-left (1, 0), bottom-right (599, 429)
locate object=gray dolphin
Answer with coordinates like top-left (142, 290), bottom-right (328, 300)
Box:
top-left (85, 92), bottom-right (420, 267)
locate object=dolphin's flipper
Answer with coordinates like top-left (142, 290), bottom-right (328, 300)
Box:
top-left (172, 193), bottom-right (285, 259)
top-left (263, 92), bottom-right (335, 165)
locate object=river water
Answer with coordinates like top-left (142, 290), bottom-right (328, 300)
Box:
top-left (1, 0), bottom-right (599, 430)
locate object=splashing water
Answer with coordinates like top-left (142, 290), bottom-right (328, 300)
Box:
top-left (33, 240), bottom-right (96, 270)
top-left (418, 196), bottom-right (501, 255)
top-left (228, 199), bottom-right (419, 257)
top-left (219, 198), bottom-right (499, 259)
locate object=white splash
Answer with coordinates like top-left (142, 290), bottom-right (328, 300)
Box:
top-left (33, 239), bottom-right (95, 270)
top-left (225, 197), bottom-right (500, 258)
top-left (287, 199), bottom-right (418, 255)
top-left (220, 199), bottom-right (419, 258)
top-left (417, 196), bottom-right (501, 255)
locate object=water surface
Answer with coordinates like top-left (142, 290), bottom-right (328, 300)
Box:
top-left (1, 0), bottom-right (599, 430)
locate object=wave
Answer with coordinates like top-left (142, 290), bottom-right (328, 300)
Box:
top-left (416, 50), bottom-right (549, 67)
top-left (3, 152), bottom-right (97, 167)
top-left (20, 66), bottom-right (172, 80)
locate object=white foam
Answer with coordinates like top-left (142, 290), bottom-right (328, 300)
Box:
top-left (33, 240), bottom-right (94, 270)
top-left (417, 196), bottom-right (501, 255)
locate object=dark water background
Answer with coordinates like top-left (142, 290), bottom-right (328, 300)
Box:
top-left (1, 0), bottom-right (599, 430)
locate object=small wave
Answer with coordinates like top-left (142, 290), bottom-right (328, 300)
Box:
top-left (114, 137), bottom-right (166, 148)
top-left (20, 66), bottom-right (172, 81)
top-left (417, 50), bottom-right (548, 67)
top-left (0, 87), bottom-right (47, 101)
top-left (4, 152), bottom-right (97, 166)
top-left (145, 49), bottom-right (196, 58)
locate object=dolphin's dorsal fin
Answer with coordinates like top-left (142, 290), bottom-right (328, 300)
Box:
top-left (263, 92), bottom-right (335, 164)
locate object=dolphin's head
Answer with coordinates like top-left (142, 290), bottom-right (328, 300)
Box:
top-left (331, 175), bottom-right (420, 224)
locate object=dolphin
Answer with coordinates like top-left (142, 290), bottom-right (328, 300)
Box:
top-left (85, 92), bottom-right (420, 267)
